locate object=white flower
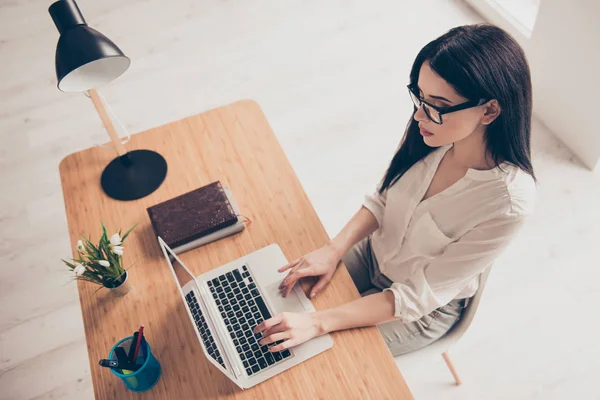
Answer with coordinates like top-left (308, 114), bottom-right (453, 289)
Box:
top-left (112, 245), bottom-right (124, 256)
top-left (76, 240), bottom-right (85, 252)
top-left (110, 233), bottom-right (122, 246)
top-left (74, 263), bottom-right (86, 276)
top-left (98, 260), bottom-right (110, 267)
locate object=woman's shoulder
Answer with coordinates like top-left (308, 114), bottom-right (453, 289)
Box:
top-left (500, 164), bottom-right (537, 216)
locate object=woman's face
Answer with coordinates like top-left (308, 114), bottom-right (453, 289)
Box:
top-left (413, 61), bottom-right (492, 148)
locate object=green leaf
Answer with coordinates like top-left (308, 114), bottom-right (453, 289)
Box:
top-left (75, 276), bottom-right (102, 286)
top-left (62, 259), bottom-right (76, 269)
top-left (101, 222), bottom-right (109, 243)
top-left (81, 235), bottom-right (100, 258)
top-left (121, 224), bottom-right (137, 242)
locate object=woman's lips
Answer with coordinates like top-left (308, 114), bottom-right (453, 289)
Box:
top-left (419, 128), bottom-right (433, 137)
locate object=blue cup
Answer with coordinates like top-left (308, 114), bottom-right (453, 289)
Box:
top-left (108, 336), bottom-right (162, 392)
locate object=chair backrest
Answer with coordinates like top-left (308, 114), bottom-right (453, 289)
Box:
top-left (393, 267), bottom-right (493, 362)
top-left (441, 266), bottom-right (492, 345)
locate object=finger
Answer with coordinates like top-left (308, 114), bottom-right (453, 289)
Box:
top-left (278, 258), bottom-right (301, 273)
top-left (284, 260), bottom-right (306, 281)
top-left (309, 275), bottom-right (332, 299)
top-left (279, 260), bottom-right (305, 290)
top-left (270, 340), bottom-right (293, 353)
top-left (262, 320), bottom-right (288, 338)
top-left (254, 314), bottom-right (284, 334)
top-left (260, 331), bottom-right (290, 346)
top-left (284, 268), bottom-right (313, 297)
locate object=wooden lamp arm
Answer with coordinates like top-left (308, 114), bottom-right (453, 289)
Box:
top-left (87, 88), bottom-right (127, 156)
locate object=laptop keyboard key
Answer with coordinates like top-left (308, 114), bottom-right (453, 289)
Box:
top-left (273, 352), bottom-right (282, 362)
top-left (257, 358), bottom-right (267, 369)
top-left (233, 269), bottom-right (243, 282)
top-left (255, 296), bottom-right (272, 319)
top-left (281, 350), bottom-right (291, 358)
top-left (265, 353), bottom-right (275, 365)
top-left (252, 364), bottom-right (260, 373)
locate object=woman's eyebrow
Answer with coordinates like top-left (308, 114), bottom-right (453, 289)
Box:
top-left (417, 85), bottom-right (454, 104)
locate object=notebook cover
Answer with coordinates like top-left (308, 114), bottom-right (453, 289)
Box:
top-left (147, 181), bottom-right (238, 249)
top-left (171, 187), bottom-right (245, 254)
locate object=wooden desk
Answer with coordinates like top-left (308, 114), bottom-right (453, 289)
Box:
top-left (59, 100), bottom-right (413, 399)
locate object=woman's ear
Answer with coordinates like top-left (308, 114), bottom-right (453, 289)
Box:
top-left (481, 99), bottom-right (501, 125)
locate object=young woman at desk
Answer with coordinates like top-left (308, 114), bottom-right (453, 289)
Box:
top-left (255, 23), bottom-right (536, 357)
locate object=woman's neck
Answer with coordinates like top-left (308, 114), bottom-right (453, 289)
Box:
top-left (449, 128), bottom-right (496, 171)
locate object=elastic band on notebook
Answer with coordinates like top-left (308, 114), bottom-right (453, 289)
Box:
top-left (237, 214), bottom-right (252, 224)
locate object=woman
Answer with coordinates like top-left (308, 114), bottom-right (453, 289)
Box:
top-left (254, 23), bottom-right (537, 357)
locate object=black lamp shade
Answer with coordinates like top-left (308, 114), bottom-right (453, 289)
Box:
top-left (49, 0), bottom-right (130, 92)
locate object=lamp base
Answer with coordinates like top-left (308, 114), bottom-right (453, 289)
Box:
top-left (101, 150), bottom-right (167, 201)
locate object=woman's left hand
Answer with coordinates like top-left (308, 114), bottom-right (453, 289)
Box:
top-left (253, 312), bottom-right (326, 352)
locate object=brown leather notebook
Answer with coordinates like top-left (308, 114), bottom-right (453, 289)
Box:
top-left (147, 181), bottom-right (239, 249)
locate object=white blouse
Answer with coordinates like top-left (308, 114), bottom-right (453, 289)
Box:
top-left (363, 144), bottom-right (536, 323)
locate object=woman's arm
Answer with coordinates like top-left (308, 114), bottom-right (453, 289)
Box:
top-left (278, 205), bottom-right (380, 297)
top-left (316, 290), bottom-right (397, 332)
top-left (328, 205), bottom-right (380, 259)
top-left (255, 291), bottom-right (397, 352)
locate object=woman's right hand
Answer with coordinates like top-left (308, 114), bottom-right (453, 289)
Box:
top-left (278, 243), bottom-right (343, 299)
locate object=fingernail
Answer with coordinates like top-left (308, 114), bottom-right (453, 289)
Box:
top-left (311, 293), bottom-right (315, 298)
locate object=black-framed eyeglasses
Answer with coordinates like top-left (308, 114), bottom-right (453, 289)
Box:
top-left (407, 85), bottom-right (487, 125)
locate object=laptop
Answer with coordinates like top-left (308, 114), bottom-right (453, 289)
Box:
top-left (158, 237), bottom-right (333, 389)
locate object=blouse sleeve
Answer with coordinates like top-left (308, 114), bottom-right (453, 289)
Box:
top-left (383, 212), bottom-right (528, 323)
top-left (363, 178), bottom-right (388, 229)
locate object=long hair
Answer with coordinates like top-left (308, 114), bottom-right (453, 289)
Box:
top-left (379, 23), bottom-right (536, 195)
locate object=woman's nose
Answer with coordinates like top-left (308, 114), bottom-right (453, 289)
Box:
top-left (413, 104), bottom-right (427, 122)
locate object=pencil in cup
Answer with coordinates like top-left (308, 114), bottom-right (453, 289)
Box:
top-left (108, 336), bottom-right (162, 392)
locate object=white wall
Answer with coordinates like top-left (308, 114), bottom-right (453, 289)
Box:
top-left (467, 0), bottom-right (600, 171)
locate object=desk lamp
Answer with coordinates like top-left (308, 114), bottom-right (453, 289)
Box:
top-left (48, 0), bottom-right (167, 201)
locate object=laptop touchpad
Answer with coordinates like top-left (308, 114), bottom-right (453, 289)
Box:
top-left (263, 281), bottom-right (307, 315)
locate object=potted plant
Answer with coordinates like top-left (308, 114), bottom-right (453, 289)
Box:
top-left (62, 223), bottom-right (137, 295)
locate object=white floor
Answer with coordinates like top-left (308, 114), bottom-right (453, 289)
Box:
top-left (1, 0), bottom-right (598, 399)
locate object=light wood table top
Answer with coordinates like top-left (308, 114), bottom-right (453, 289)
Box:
top-left (59, 100), bottom-right (413, 399)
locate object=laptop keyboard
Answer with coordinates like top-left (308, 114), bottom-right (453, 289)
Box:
top-left (208, 265), bottom-right (292, 376)
top-left (185, 291), bottom-right (227, 370)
